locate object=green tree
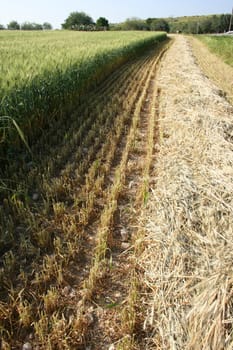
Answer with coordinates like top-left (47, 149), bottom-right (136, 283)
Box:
top-left (200, 19), bottom-right (212, 33)
top-left (21, 22), bottom-right (43, 30)
top-left (7, 20), bottom-right (20, 30)
top-left (34, 23), bottom-right (43, 30)
top-left (188, 21), bottom-right (199, 34)
top-left (122, 18), bottom-right (149, 31)
top-left (150, 19), bottom-right (170, 32)
top-left (96, 17), bottom-right (109, 30)
top-left (62, 11), bottom-right (94, 30)
top-left (0, 24), bottom-right (5, 30)
top-left (210, 15), bottom-right (221, 33)
top-left (219, 14), bottom-right (231, 32)
top-left (146, 18), bottom-right (153, 27)
top-left (21, 22), bottom-right (33, 30)
top-left (43, 22), bottom-right (53, 30)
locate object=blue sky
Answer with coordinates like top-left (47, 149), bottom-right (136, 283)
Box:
top-left (1, 0), bottom-right (232, 28)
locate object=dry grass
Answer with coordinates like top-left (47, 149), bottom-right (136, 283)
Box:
top-left (140, 35), bottom-right (233, 349)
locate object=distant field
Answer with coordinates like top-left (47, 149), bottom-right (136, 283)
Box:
top-left (197, 35), bottom-right (233, 67)
top-left (0, 30), bottom-right (166, 151)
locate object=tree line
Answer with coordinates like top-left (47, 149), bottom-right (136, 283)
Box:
top-left (0, 12), bottom-right (109, 31)
top-left (168, 14), bottom-right (232, 34)
top-left (113, 14), bottom-right (232, 33)
top-left (61, 12), bottom-right (167, 31)
top-left (1, 12), bottom-right (232, 33)
top-left (0, 21), bottom-right (52, 30)
top-left (61, 12), bottom-right (109, 30)
top-left (61, 12), bottom-right (232, 33)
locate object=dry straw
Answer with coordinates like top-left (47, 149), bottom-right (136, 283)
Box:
top-left (140, 36), bottom-right (233, 349)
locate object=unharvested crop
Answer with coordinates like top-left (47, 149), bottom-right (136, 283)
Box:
top-left (0, 30), bottom-right (166, 157)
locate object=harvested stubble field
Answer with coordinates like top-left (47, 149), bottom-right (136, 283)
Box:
top-left (1, 31), bottom-right (233, 350)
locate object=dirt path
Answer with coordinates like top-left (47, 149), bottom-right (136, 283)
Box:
top-left (140, 35), bottom-right (233, 349)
